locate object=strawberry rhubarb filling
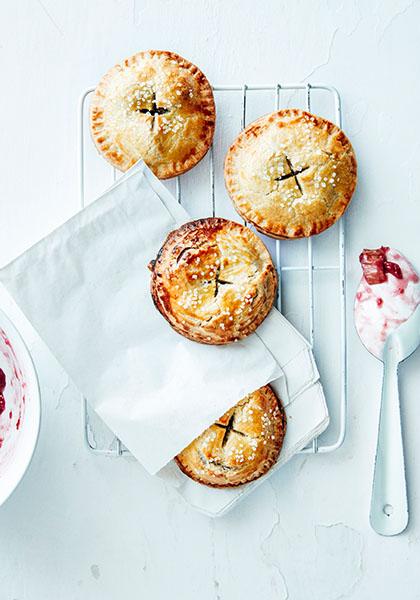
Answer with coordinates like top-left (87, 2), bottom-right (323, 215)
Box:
top-left (354, 246), bottom-right (420, 357)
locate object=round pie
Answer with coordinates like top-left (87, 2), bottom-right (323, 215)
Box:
top-left (149, 218), bottom-right (277, 344)
top-left (224, 109), bottom-right (357, 238)
top-left (175, 385), bottom-right (286, 487)
top-left (90, 50), bottom-right (215, 179)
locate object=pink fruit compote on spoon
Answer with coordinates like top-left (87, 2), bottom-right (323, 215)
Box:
top-left (354, 246), bottom-right (420, 358)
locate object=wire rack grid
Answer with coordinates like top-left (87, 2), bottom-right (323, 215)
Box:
top-left (78, 82), bottom-right (347, 457)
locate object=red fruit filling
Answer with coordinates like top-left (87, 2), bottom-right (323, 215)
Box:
top-left (0, 369), bottom-right (5, 416)
top-left (359, 246), bottom-right (402, 285)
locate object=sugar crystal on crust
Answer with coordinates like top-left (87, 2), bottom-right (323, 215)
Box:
top-left (175, 386), bottom-right (286, 487)
top-left (224, 109), bottom-right (357, 238)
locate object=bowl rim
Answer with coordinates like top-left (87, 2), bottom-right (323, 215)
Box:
top-left (0, 308), bottom-right (41, 507)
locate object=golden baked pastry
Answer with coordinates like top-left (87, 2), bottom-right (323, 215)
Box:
top-left (224, 109), bottom-right (357, 238)
top-left (149, 218), bottom-right (277, 344)
top-left (176, 386), bottom-right (286, 487)
top-left (90, 50), bottom-right (215, 179)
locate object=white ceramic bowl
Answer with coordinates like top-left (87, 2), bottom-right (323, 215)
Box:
top-left (0, 309), bottom-right (40, 506)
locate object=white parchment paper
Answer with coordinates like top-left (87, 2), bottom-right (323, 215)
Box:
top-left (0, 162), bottom-right (285, 474)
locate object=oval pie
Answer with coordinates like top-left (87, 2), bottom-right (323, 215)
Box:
top-left (149, 218), bottom-right (277, 344)
top-left (176, 385), bottom-right (286, 487)
top-left (90, 50), bottom-right (215, 179)
top-left (224, 109), bottom-right (357, 238)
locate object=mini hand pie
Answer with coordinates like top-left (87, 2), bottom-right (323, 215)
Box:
top-left (225, 109), bottom-right (357, 238)
top-left (90, 50), bottom-right (215, 179)
top-left (176, 386), bottom-right (286, 487)
top-left (149, 218), bottom-right (277, 344)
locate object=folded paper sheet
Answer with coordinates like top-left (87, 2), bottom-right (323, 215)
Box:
top-left (160, 382), bottom-right (328, 516)
top-left (0, 162), bottom-right (327, 479)
top-left (0, 163), bottom-right (285, 473)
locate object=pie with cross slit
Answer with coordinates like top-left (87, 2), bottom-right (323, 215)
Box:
top-left (224, 109), bottom-right (357, 238)
top-left (90, 50), bottom-right (215, 179)
top-left (175, 386), bottom-right (286, 487)
top-left (149, 218), bottom-right (277, 344)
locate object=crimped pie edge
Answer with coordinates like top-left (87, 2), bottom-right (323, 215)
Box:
top-left (90, 49), bottom-right (216, 179)
top-left (149, 217), bottom-right (277, 345)
top-left (175, 385), bottom-right (287, 488)
top-left (224, 108), bottom-right (357, 239)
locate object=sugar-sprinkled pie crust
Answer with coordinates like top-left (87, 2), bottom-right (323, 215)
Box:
top-left (176, 386), bottom-right (286, 488)
top-left (224, 109), bottom-right (357, 238)
top-left (149, 218), bottom-right (277, 345)
top-left (90, 50), bottom-right (215, 179)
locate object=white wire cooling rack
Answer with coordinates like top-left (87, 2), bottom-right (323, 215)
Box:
top-left (78, 82), bottom-right (347, 457)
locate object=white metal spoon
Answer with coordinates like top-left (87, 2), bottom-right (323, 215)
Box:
top-left (369, 304), bottom-right (420, 535)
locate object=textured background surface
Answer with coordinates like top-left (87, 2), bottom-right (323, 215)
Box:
top-left (0, 1), bottom-right (420, 598)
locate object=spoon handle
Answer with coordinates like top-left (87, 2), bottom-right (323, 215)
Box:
top-left (370, 351), bottom-right (408, 535)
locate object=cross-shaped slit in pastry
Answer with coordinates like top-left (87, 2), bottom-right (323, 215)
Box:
top-left (176, 248), bottom-right (232, 299)
top-left (130, 89), bottom-right (170, 132)
top-left (174, 243), bottom-right (259, 322)
top-left (214, 266), bottom-right (232, 298)
top-left (214, 411), bottom-right (246, 447)
top-left (136, 91), bottom-right (170, 116)
top-left (275, 156), bottom-right (309, 195)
